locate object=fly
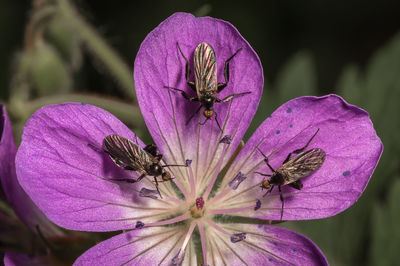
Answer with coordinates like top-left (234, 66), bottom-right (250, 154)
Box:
top-left (255, 129), bottom-right (325, 220)
top-left (90, 135), bottom-right (187, 198)
top-left (164, 42), bottom-right (251, 131)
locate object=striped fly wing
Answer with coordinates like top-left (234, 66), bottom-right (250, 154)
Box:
top-left (280, 148), bottom-right (326, 185)
top-left (103, 135), bottom-right (151, 172)
top-left (193, 42), bottom-right (218, 95)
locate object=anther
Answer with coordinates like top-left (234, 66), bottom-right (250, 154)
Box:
top-left (139, 188), bottom-right (159, 199)
top-left (172, 249), bottom-right (184, 265)
top-left (254, 199), bottom-right (261, 211)
top-left (135, 221), bottom-right (145, 229)
top-left (219, 135), bottom-right (232, 144)
top-left (230, 233), bottom-right (246, 243)
top-left (228, 172), bottom-right (247, 190)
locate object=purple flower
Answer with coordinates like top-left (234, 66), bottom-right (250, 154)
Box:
top-left (15, 13), bottom-right (382, 265)
top-left (0, 105), bottom-right (63, 265)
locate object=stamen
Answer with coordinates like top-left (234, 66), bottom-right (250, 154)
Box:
top-left (230, 233), bottom-right (246, 243)
top-left (208, 203), bottom-right (259, 215)
top-left (146, 213), bottom-right (190, 227)
top-left (172, 222), bottom-right (197, 265)
top-left (203, 137), bottom-right (231, 200)
top-left (228, 172), bottom-right (247, 190)
top-left (188, 162), bottom-right (196, 199)
top-left (197, 221), bottom-right (207, 266)
top-left (205, 218), bottom-right (246, 245)
top-left (219, 135), bottom-right (232, 144)
top-left (171, 174), bottom-right (190, 200)
top-left (135, 221), bottom-right (144, 229)
top-left (172, 249), bottom-right (184, 266)
top-left (207, 172), bottom-right (246, 206)
top-left (139, 188), bottom-right (159, 199)
top-left (185, 159), bottom-right (192, 166)
top-left (254, 199), bottom-right (262, 211)
top-left (204, 218), bottom-right (230, 236)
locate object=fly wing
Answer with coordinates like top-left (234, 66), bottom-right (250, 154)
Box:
top-left (280, 148), bottom-right (326, 185)
top-left (103, 135), bottom-right (151, 172)
top-left (193, 42), bottom-right (218, 95)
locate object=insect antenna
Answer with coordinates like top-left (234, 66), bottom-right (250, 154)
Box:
top-left (254, 172), bottom-right (271, 177)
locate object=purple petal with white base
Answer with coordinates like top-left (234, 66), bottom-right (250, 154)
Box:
top-left (74, 226), bottom-right (197, 266)
top-left (203, 223), bottom-right (327, 266)
top-left (75, 223), bottom-right (326, 265)
top-left (134, 12), bottom-right (263, 194)
top-left (212, 95), bottom-right (382, 220)
top-left (0, 105), bottom-right (62, 237)
top-left (16, 103), bottom-right (181, 231)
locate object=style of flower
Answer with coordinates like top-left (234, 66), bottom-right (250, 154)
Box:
top-left (15, 13), bottom-right (382, 265)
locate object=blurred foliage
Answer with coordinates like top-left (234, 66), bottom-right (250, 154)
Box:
top-left (279, 33), bottom-right (400, 266)
top-left (0, 0), bottom-right (400, 265)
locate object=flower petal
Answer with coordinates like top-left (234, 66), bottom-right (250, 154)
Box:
top-left (134, 12), bottom-right (263, 193)
top-left (16, 103), bottom-right (180, 231)
top-left (74, 226), bottom-right (197, 265)
top-left (0, 105), bottom-right (62, 236)
top-left (205, 223), bottom-right (327, 265)
top-left (216, 95), bottom-right (382, 220)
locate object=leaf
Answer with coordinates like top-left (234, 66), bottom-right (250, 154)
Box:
top-left (336, 64), bottom-right (364, 106)
top-left (369, 178), bottom-right (400, 266)
top-left (275, 51), bottom-right (318, 103)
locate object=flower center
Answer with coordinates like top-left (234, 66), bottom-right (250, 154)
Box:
top-left (190, 197), bottom-right (205, 218)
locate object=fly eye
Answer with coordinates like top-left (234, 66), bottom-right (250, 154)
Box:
top-left (203, 109), bottom-right (213, 118)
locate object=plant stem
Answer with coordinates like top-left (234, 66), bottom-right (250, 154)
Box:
top-left (57, 0), bottom-right (135, 102)
top-left (25, 94), bottom-right (144, 128)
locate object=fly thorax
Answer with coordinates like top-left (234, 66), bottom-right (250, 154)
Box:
top-left (149, 163), bottom-right (163, 176)
top-left (271, 172), bottom-right (285, 185)
top-left (201, 96), bottom-right (215, 109)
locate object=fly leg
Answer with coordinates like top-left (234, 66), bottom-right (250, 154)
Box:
top-left (216, 91), bottom-right (251, 103)
top-left (212, 108), bottom-right (223, 132)
top-left (278, 185), bottom-right (284, 220)
top-left (217, 47), bottom-right (243, 92)
top-left (263, 184), bottom-right (274, 197)
top-left (257, 148), bottom-right (276, 173)
top-left (177, 42), bottom-right (196, 91)
top-left (282, 128), bottom-right (320, 164)
top-left (164, 86), bottom-right (199, 102)
top-left (153, 176), bottom-right (162, 199)
top-left (112, 173), bottom-right (146, 184)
